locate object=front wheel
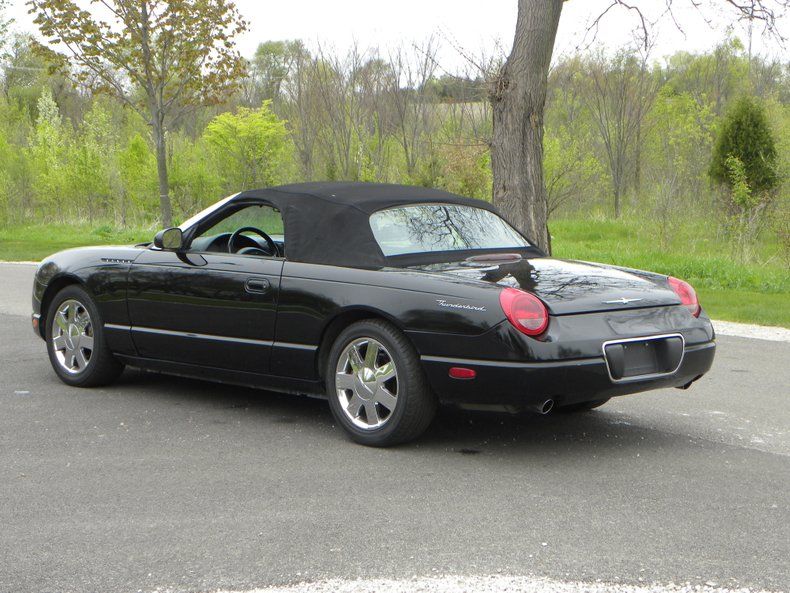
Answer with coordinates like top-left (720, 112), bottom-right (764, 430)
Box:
top-left (45, 285), bottom-right (124, 387)
top-left (326, 320), bottom-right (436, 447)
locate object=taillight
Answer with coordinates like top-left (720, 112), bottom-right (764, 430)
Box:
top-left (499, 287), bottom-right (549, 336)
top-left (668, 276), bottom-right (700, 317)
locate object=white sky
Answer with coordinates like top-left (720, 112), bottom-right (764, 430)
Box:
top-left (6, 0), bottom-right (789, 69)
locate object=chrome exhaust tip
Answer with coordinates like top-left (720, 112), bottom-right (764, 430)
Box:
top-left (530, 399), bottom-right (554, 414)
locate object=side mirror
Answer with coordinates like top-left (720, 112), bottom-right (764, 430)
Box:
top-left (153, 227), bottom-right (184, 251)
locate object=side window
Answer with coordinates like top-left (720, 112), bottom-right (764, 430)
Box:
top-left (189, 204), bottom-right (284, 257)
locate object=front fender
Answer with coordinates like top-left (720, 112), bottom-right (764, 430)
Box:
top-left (33, 246), bottom-right (144, 339)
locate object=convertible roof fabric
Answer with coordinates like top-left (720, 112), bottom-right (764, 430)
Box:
top-left (234, 182), bottom-right (506, 268)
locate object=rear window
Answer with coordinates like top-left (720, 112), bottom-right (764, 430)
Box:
top-left (369, 204), bottom-right (529, 256)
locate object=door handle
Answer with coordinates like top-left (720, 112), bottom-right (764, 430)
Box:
top-left (244, 278), bottom-right (270, 294)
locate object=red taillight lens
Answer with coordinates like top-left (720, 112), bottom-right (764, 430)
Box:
top-left (668, 276), bottom-right (700, 317)
top-left (499, 287), bottom-right (549, 336)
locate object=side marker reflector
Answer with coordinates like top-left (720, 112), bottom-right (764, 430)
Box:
top-left (449, 367), bottom-right (476, 380)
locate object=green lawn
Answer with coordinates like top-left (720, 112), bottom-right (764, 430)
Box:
top-left (551, 218), bottom-right (789, 328)
top-left (1, 218), bottom-right (787, 327)
top-left (0, 224), bottom-right (153, 261)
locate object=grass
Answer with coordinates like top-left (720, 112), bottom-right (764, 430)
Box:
top-left (1, 217), bottom-right (787, 327)
top-left (0, 223), bottom-right (153, 261)
top-left (551, 218), bottom-right (789, 328)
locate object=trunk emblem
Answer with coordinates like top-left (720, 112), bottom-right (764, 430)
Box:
top-left (436, 299), bottom-right (487, 312)
top-left (603, 297), bottom-right (644, 305)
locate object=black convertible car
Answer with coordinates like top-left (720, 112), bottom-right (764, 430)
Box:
top-left (32, 182), bottom-right (715, 446)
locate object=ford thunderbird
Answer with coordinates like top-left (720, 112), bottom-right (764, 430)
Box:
top-left (32, 182), bottom-right (716, 446)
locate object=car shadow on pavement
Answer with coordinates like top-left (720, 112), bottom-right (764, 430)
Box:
top-left (110, 367), bottom-right (689, 457)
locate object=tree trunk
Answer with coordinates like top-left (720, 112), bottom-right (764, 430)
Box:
top-left (153, 118), bottom-right (172, 228)
top-left (490, 0), bottom-right (563, 254)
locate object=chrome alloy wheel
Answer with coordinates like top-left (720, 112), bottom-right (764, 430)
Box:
top-left (51, 299), bottom-right (94, 374)
top-left (335, 337), bottom-right (398, 430)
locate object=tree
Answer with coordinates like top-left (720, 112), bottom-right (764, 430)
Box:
top-left (489, 0), bottom-right (562, 252)
top-left (203, 101), bottom-right (292, 191)
top-left (584, 51), bottom-right (658, 218)
top-left (27, 87), bottom-right (71, 218)
top-left (710, 96), bottom-right (779, 193)
top-left (28, 0), bottom-right (248, 226)
top-left (0, 0), bottom-right (11, 48)
top-left (710, 97), bottom-right (780, 260)
top-left (491, 0), bottom-right (787, 252)
top-left (243, 40), bottom-right (304, 108)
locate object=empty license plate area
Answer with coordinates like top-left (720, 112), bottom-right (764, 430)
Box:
top-left (603, 334), bottom-right (684, 382)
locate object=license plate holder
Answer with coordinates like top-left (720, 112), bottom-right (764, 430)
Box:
top-left (603, 333), bottom-right (685, 383)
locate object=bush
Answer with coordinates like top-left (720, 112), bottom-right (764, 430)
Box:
top-left (709, 96), bottom-right (779, 194)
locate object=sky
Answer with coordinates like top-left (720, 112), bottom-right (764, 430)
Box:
top-left (5, 0), bottom-right (789, 69)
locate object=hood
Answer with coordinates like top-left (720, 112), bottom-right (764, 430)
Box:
top-left (411, 257), bottom-right (681, 315)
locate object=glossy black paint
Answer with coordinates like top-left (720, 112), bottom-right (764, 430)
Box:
top-left (32, 196), bottom-right (716, 408)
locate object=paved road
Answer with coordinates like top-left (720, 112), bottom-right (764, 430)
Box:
top-left (0, 264), bottom-right (788, 593)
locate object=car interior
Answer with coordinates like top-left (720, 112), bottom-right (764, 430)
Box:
top-left (188, 204), bottom-right (285, 258)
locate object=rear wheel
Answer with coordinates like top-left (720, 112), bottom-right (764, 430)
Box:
top-left (45, 285), bottom-right (124, 387)
top-left (326, 320), bottom-right (436, 446)
top-left (558, 398), bottom-right (611, 413)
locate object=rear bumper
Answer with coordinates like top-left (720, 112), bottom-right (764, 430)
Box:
top-left (421, 340), bottom-right (715, 407)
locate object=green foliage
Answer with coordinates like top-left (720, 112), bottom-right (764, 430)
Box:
top-left (119, 134), bottom-right (157, 215)
top-left (27, 0), bottom-right (249, 226)
top-left (203, 102), bottom-right (292, 191)
top-left (0, 0), bottom-right (10, 52)
top-left (710, 96), bottom-right (779, 193)
top-left (249, 40), bottom-right (306, 104)
top-left (434, 144), bottom-right (492, 200)
top-left (725, 155), bottom-right (756, 210)
top-left (27, 88), bottom-right (71, 215)
top-left (168, 135), bottom-right (224, 222)
top-left (0, 35), bottom-right (787, 324)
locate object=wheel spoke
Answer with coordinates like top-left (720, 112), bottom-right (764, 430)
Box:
top-left (363, 401), bottom-right (379, 425)
top-left (375, 361), bottom-right (395, 382)
top-left (364, 341), bottom-right (379, 368)
top-left (335, 372), bottom-right (354, 391)
top-left (66, 303), bottom-right (77, 322)
top-left (80, 335), bottom-right (94, 352)
top-left (348, 345), bottom-right (364, 372)
top-left (66, 351), bottom-right (77, 369)
top-left (53, 335), bottom-right (67, 351)
top-left (76, 349), bottom-right (89, 369)
top-left (346, 394), bottom-right (364, 417)
top-left (55, 312), bottom-right (68, 332)
top-left (375, 386), bottom-right (397, 411)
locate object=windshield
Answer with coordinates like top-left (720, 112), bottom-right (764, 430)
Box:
top-left (369, 204), bottom-right (529, 256)
top-left (178, 193), bottom-right (239, 231)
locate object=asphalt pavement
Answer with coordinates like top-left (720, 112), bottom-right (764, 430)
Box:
top-left (0, 263), bottom-right (788, 593)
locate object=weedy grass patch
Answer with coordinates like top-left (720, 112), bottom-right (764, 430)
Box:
top-left (1, 217), bottom-right (787, 327)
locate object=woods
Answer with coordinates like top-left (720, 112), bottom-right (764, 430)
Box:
top-left (0, 2), bottom-right (786, 266)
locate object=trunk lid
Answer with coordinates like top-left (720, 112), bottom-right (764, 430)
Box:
top-left (411, 256), bottom-right (680, 315)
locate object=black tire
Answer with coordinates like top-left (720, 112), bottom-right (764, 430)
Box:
top-left (45, 285), bottom-right (124, 387)
top-left (558, 398), bottom-right (611, 413)
top-left (326, 319), bottom-right (437, 447)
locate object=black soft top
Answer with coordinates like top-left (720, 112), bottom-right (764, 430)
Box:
top-left (229, 182), bottom-right (524, 268)
top-left (207, 182), bottom-right (534, 268)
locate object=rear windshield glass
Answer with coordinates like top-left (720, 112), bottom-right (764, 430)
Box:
top-left (369, 204), bottom-right (529, 256)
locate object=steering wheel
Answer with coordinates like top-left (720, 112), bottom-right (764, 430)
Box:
top-left (228, 226), bottom-right (279, 257)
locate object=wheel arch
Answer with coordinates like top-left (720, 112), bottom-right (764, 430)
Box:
top-left (38, 274), bottom-right (88, 338)
top-left (315, 306), bottom-right (416, 380)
